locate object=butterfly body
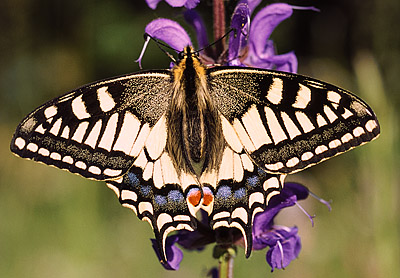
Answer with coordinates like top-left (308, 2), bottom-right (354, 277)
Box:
top-left (11, 46), bottom-right (380, 263)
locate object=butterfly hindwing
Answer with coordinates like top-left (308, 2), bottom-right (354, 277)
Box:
top-left (11, 70), bottom-right (174, 180)
top-left (208, 67), bottom-right (380, 174)
top-left (106, 151), bottom-right (198, 263)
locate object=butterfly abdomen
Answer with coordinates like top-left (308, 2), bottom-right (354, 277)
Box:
top-left (167, 47), bottom-right (224, 177)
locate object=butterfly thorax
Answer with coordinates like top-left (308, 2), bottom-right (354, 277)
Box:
top-left (167, 46), bottom-right (224, 177)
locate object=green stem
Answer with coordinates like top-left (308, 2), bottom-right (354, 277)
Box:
top-left (218, 247), bottom-right (236, 278)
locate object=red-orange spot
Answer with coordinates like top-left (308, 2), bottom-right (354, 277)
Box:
top-left (202, 191), bottom-right (214, 206)
top-left (187, 189), bottom-right (201, 206)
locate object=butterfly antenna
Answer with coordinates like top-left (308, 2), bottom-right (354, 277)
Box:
top-left (136, 33), bottom-right (178, 69)
top-left (195, 28), bottom-right (235, 55)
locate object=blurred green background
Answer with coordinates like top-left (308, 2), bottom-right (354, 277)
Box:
top-left (1, 0), bottom-right (399, 277)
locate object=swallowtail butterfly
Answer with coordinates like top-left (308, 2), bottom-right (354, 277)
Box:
top-left (10, 46), bottom-right (380, 262)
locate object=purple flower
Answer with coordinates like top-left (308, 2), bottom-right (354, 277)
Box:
top-left (252, 182), bottom-right (308, 270)
top-left (151, 235), bottom-right (183, 270)
top-left (142, 1), bottom-right (306, 73)
top-left (145, 0), bottom-right (199, 10)
top-left (229, 2), bottom-right (298, 72)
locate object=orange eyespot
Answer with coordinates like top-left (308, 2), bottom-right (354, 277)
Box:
top-left (187, 188), bottom-right (202, 207)
top-left (202, 190), bottom-right (214, 206)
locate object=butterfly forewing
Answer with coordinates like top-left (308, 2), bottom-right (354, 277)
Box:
top-left (11, 70), bottom-right (174, 180)
top-left (208, 67), bottom-right (380, 174)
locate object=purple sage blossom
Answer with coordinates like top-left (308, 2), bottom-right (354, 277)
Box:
top-left (146, 0), bottom-right (199, 10)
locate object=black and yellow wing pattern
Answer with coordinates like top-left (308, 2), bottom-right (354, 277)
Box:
top-left (11, 49), bottom-right (379, 262)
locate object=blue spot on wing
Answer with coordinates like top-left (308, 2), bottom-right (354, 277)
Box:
top-left (141, 185), bottom-right (151, 196)
top-left (234, 188), bottom-right (246, 199)
top-left (127, 172), bottom-right (140, 187)
top-left (168, 190), bottom-right (184, 202)
top-left (216, 186), bottom-right (232, 199)
top-left (155, 195), bottom-right (167, 206)
top-left (246, 176), bottom-right (259, 187)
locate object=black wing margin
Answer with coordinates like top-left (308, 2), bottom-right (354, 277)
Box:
top-left (208, 67), bottom-right (380, 174)
top-left (11, 70), bottom-right (173, 180)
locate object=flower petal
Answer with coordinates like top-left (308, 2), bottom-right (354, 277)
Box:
top-left (145, 18), bottom-right (192, 52)
top-left (151, 235), bottom-right (183, 271)
top-left (228, 2), bottom-right (250, 65)
top-left (165, 0), bottom-right (187, 7)
top-left (266, 228), bottom-right (301, 271)
top-left (183, 0), bottom-right (200, 9)
top-left (184, 9), bottom-right (209, 49)
top-left (249, 3), bottom-right (293, 58)
top-left (145, 0), bottom-right (163, 10)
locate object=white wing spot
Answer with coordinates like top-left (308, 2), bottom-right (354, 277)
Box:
top-left (281, 112), bottom-right (301, 139)
top-left (265, 162), bottom-right (284, 171)
top-left (62, 156), bottom-right (73, 164)
top-left (121, 190), bottom-right (138, 202)
top-left (233, 118), bottom-right (256, 152)
top-left (263, 177), bottom-right (280, 191)
top-left (44, 106), bottom-right (58, 119)
top-left (157, 213), bottom-right (173, 230)
top-left (38, 148), bottom-right (50, 156)
top-left (353, 126), bottom-right (365, 137)
top-left (265, 107), bottom-right (287, 144)
top-left (14, 137), bottom-right (26, 150)
top-left (71, 95), bottom-right (91, 120)
top-left (133, 149), bottom-right (147, 170)
top-left (130, 123), bottom-right (151, 157)
top-left (286, 157), bottom-right (300, 168)
top-left (84, 120), bottom-right (102, 148)
top-left (104, 168), bottom-right (122, 177)
top-left (220, 115), bottom-right (243, 153)
top-left (160, 152), bottom-right (180, 185)
top-left (75, 161), bottom-right (87, 170)
top-left (213, 211), bottom-right (230, 220)
top-left (341, 133), bottom-right (353, 143)
top-left (315, 145), bottom-right (328, 154)
top-left (233, 152), bottom-right (244, 182)
top-left (249, 192), bottom-right (264, 208)
top-left (98, 113), bottom-right (119, 151)
top-left (316, 113), bottom-right (328, 127)
top-left (138, 202), bottom-right (154, 215)
top-left (324, 105), bottom-right (338, 123)
top-left (97, 86), bottom-right (115, 112)
top-left (301, 151), bottom-right (314, 161)
top-left (240, 154), bottom-right (254, 172)
top-left (153, 159), bottom-right (164, 189)
top-left (365, 120), bottom-right (378, 132)
top-left (49, 118), bottom-right (62, 136)
top-left (61, 126), bottom-right (70, 139)
top-left (295, 111), bottom-right (315, 133)
top-left (342, 108), bottom-right (353, 119)
top-left (143, 162), bottom-right (154, 181)
top-left (267, 78), bottom-right (283, 105)
top-left (327, 91), bottom-right (341, 104)
top-left (88, 166), bottom-right (101, 175)
top-left (218, 147), bottom-right (234, 181)
top-left (145, 115), bottom-right (167, 160)
top-left (72, 122), bottom-right (89, 143)
top-left (27, 143), bottom-right (38, 152)
top-left (113, 112), bottom-right (140, 155)
top-left (50, 152), bottom-right (62, 160)
top-left (232, 207), bottom-right (248, 224)
top-left (293, 84), bottom-right (311, 109)
top-left (242, 105), bottom-right (272, 149)
top-left (328, 139), bottom-right (341, 149)
top-left (35, 124), bottom-right (46, 134)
